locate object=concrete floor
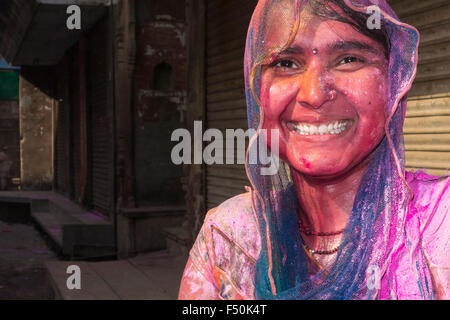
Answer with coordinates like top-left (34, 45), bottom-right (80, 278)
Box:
top-left (0, 202), bottom-right (56, 299)
top-left (46, 250), bottom-right (188, 300)
top-left (0, 201), bottom-right (188, 300)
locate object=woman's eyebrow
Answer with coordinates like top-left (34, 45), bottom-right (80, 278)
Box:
top-left (277, 41), bottom-right (379, 56)
top-left (328, 41), bottom-right (379, 54)
top-left (277, 45), bottom-right (305, 55)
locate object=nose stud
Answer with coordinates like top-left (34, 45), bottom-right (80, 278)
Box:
top-left (312, 48), bottom-right (319, 55)
top-left (328, 90), bottom-right (337, 101)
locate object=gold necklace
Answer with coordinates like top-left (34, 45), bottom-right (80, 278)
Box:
top-left (301, 238), bottom-right (341, 255)
top-left (299, 221), bottom-right (345, 237)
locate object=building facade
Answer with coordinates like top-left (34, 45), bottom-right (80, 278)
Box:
top-left (0, 0), bottom-right (188, 258)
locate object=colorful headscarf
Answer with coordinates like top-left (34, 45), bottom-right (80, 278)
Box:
top-left (244, 0), bottom-right (427, 299)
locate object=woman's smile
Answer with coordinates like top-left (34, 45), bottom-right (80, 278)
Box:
top-left (284, 119), bottom-right (355, 139)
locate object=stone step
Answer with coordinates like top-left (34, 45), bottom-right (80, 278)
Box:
top-left (119, 206), bottom-right (186, 254)
top-left (45, 250), bottom-right (188, 300)
top-left (31, 208), bottom-right (73, 247)
top-left (45, 261), bottom-right (120, 300)
top-left (0, 191), bottom-right (115, 259)
top-left (163, 226), bottom-right (190, 257)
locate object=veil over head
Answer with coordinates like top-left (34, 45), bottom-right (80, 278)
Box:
top-left (243, 0), bottom-right (427, 299)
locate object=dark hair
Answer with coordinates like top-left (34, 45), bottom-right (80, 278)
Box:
top-left (308, 0), bottom-right (391, 58)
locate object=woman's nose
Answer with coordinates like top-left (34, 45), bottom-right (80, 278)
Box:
top-left (295, 68), bottom-right (331, 109)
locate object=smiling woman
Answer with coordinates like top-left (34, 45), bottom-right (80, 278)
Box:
top-left (178, 0), bottom-right (450, 300)
top-left (259, 3), bottom-right (390, 271)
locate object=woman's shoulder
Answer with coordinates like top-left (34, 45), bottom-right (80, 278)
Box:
top-left (406, 170), bottom-right (449, 229)
top-left (406, 170), bottom-right (450, 216)
top-left (407, 171), bottom-right (449, 246)
top-left (406, 169), bottom-right (450, 188)
top-left (206, 191), bottom-right (254, 217)
top-left (406, 170), bottom-right (450, 298)
top-left (189, 192), bottom-right (260, 299)
top-left (202, 191), bottom-right (261, 260)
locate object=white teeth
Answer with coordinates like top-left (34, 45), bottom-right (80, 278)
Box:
top-left (288, 120), bottom-right (350, 136)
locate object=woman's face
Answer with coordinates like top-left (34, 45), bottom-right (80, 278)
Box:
top-left (260, 9), bottom-right (388, 178)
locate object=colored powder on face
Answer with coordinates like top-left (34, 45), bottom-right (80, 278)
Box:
top-left (301, 158), bottom-right (311, 169)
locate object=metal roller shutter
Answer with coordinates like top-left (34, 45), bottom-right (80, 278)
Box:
top-left (87, 17), bottom-right (114, 216)
top-left (389, 0), bottom-right (450, 176)
top-left (205, 0), bottom-right (258, 209)
top-left (0, 100), bottom-right (20, 186)
top-left (54, 57), bottom-right (71, 195)
top-left (70, 46), bottom-right (81, 201)
top-left (0, 70), bottom-right (20, 185)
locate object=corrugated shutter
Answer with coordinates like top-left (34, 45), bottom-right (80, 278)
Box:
top-left (0, 99), bottom-right (20, 183)
top-left (0, 70), bottom-right (20, 183)
top-left (54, 58), bottom-right (70, 195)
top-left (205, 0), bottom-right (258, 209)
top-left (87, 17), bottom-right (114, 216)
top-left (70, 47), bottom-right (81, 201)
top-left (390, 0), bottom-right (450, 176)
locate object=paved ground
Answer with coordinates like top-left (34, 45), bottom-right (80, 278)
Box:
top-left (0, 202), bottom-right (56, 299)
top-left (0, 201), bottom-right (188, 300)
top-left (46, 250), bottom-right (188, 300)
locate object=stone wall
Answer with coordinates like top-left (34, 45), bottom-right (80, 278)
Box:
top-left (19, 67), bottom-right (54, 190)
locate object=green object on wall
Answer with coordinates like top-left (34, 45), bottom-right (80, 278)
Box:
top-left (0, 70), bottom-right (19, 100)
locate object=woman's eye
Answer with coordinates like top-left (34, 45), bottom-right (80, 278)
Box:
top-left (273, 60), bottom-right (299, 69)
top-left (339, 56), bottom-right (365, 65)
top-left (335, 56), bottom-right (367, 71)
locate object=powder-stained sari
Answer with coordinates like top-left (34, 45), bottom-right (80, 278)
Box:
top-left (178, 0), bottom-right (450, 300)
